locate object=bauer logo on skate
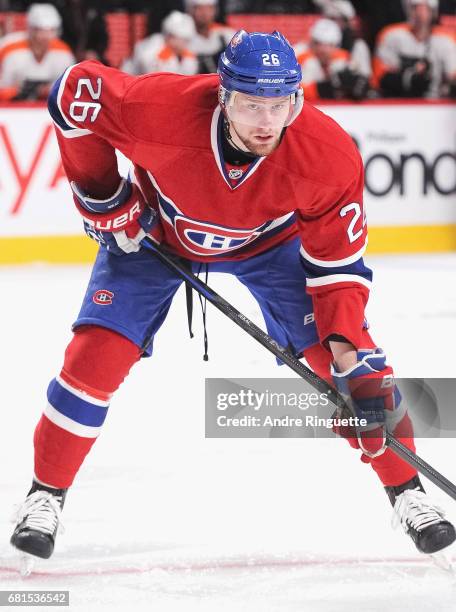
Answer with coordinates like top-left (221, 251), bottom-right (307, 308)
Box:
top-left (93, 290), bottom-right (114, 305)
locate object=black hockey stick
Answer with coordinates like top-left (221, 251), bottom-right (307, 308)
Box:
top-left (141, 237), bottom-right (456, 501)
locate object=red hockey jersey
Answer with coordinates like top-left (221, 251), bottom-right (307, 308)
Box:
top-left (49, 61), bottom-right (371, 348)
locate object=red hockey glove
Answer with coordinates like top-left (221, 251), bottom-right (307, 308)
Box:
top-left (72, 179), bottom-right (162, 256)
top-left (331, 348), bottom-right (403, 458)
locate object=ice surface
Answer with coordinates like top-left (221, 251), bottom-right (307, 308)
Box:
top-left (1, 254), bottom-right (456, 611)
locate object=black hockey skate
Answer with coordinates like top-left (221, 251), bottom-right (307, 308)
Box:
top-left (11, 480), bottom-right (67, 559)
top-left (385, 476), bottom-right (456, 555)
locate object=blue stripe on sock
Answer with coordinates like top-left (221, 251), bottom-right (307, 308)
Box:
top-left (47, 378), bottom-right (109, 427)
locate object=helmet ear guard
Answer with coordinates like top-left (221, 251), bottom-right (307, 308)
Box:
top-left (286, 87), bottom-right (304, 126)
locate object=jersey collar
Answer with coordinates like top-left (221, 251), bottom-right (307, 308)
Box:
top-left (210, 106), bottom-right (266, 190)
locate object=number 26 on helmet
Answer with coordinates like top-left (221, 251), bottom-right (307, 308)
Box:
top-left (218, 30), bottom-right (304, 129)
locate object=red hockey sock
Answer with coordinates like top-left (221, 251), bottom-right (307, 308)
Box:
top-left (364, 413), bottom-right (417, 486)
top-left (34, 326), bottom-right (141, 488)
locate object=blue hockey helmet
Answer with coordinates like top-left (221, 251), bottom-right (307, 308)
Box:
top-left (218, 30), bottom-right (303, 127)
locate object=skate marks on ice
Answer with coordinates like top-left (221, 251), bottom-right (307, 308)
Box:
top-left (1, 549), bottom-right (456, 612)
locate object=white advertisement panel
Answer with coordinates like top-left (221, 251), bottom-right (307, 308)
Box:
top-left (0, 107), bottom-right (78, 236)
top-left (319, 103), bottom-right (456, 226)
top-left (0, 103), bottom-right (455, 238)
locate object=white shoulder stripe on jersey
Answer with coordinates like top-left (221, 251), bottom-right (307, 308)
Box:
top-left (300, 237), bottom-right (368, 268)
top-left (266, 211), bottom-right (295, 230)
top-left (146, 170), bottom-right (183, 228)
top-left (56, 375), bottom-right (111, 407)
top-left (306, 274), bottom-right (372, 289)
top-left (56, 62), bottom-right (82, 131)
top-left (44, 403), bottom-right (101, 438)
top-left (52, 120), bottom-right (92, 138)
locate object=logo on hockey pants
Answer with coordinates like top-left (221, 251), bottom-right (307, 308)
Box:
top-left (93, 289), bottom-right (114, 305)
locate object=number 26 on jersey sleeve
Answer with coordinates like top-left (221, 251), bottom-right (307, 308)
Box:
top-left (340, 202), bottom-right (366, 244)
top-left (69, 77), bottom-right (102, 124)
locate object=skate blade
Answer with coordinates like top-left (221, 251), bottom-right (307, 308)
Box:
top-left (429, 551), bottom-right (455, 576)
top-left (19, 554), bottom-right (35, 577)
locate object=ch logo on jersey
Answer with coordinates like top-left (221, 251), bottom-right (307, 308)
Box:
top-left (93, 289), bottom-right (114, 305)
top-left (174, 215), bottom-right (262, 256)
top-left (156, 190), bottom-right (277, 257)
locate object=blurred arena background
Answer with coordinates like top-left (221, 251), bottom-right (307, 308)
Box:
top-left (0, 0), bottom-right (455, 263)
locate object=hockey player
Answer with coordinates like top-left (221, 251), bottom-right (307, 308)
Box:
top-left (297, 19), bottom-right (370, 101)
top-left (185, 0), bottom-right (235, 73)
top-left (0, 4), bottom-right (74, 101)
top-left (374, 0), bottom-right (456, 98)
top-left (318, 0), bottom-right (372, 84)
top-left (11, 30), bottom-right (455, 562)
top-left (122, 11), bottom-right (198, 77)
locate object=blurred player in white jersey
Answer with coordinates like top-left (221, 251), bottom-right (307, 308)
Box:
top-left (0, 4), bottom-right (74, 101)
top-left (319, 0), bottom-right (372, 82)
top-left (186, 0), bottom-right (235, 72)
top-left (297, 18), bottom-right (370, 100)
top-left (374, 0), bottom-right (456, 98)
top-left (123, 11), bottom-right (198, 77)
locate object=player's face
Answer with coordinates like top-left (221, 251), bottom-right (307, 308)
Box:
top-left (29, 26), bottom-right (56, 50)
top-left (192, 5), bottom-right (216, 28)
top-left (227, 93), bottom-right (291, 156)
top-left (166, 34), bottom-right (189, 55)
top-left (410, 3), bottom-right (433, 27)
top-left (311, 41), bottom-right (337, 65)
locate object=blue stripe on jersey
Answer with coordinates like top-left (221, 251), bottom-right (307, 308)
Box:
top-left (48, 75), bottom-right (74, 131)
top-left (248, 213), bottom-right (297, 247)
top-left (47, 378), bottom-right (109, 427)
top-left (299, 255), bottom-right (373, 283)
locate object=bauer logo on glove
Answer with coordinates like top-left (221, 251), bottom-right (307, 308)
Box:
top-left (331, 348), bottom-right (404, 458)
top-left (71, 179), bottom-right (162, 256)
